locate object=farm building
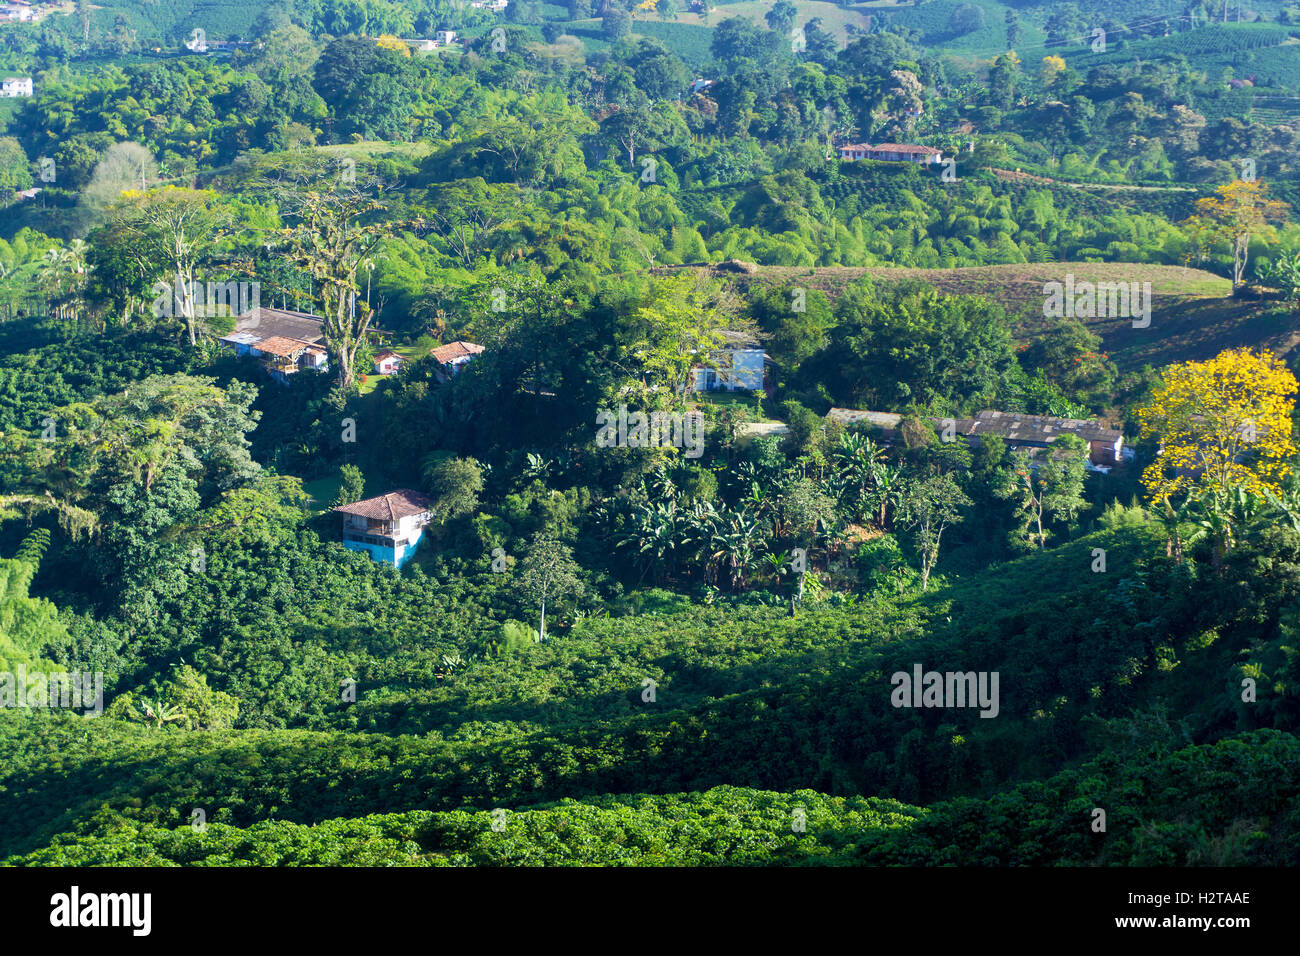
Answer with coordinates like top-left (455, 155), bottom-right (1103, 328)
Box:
top-left (334, 490), bottom-right (434, 568)
top-left (827, 408), bottom-right (1125, 470)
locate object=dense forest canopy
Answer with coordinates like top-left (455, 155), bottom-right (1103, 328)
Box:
top-left (0, 0), bottom-right (1298, 872)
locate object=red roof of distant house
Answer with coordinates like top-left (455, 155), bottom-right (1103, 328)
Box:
top-left (868, 143), bottom-right (943, 155)
top-left (374, 349), bottom-right (402, 361)
top-left (333, 489), bottom-right (433, 521)
top-left (430, 341), bottom-right (485, 363)
top-left (253, 335), bottom-right (317, 358)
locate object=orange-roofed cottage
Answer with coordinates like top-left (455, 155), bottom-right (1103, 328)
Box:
top-left (430, 340), bottom-right (484, 381)
top-left (333, 490), bottom-right (434, 567)
top-left (837, 143), bottom-right (945, 164)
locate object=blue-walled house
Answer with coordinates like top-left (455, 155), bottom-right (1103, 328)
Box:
top-left (334, 489), bottom-right (435, 567)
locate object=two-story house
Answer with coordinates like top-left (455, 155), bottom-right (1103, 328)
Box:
top-left (334, 490), bottom-right (434, 567)
top-left (0, 77), bottom-right (33, 97)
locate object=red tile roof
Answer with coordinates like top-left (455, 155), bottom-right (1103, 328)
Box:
top-left (429, 341), bottom-right (485, 363)
top-left (333, 489), bottom-right (433, 521)
top-left (868, 143), bottom-right (943, 155)
top-left (253, 336), bottom-right (316, 358)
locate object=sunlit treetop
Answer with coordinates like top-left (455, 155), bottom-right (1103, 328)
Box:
top-left (1136, 347), bottom-right (1299, 502)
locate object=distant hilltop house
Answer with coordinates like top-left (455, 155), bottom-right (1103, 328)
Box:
top-left (827, 408), bottom-right (1127, 471)
top-left (334, 490), bottom-right (434, 567)
top-left (429, 340), bottom-right (484, 381)
top-left (205, 40), bottom-right (254, 54)
top-left (693, 331), bottom-right (772, 395)
top-left (372, 349), bottom-right (405, 375)
top-left (219, 307), bottom-right (329, 383)
top-left (838, 143), bottom-right (944, 164)
top-left (0, 3), bottom-right (35, 23)
top-left (689, 77), bottom-right (715, 95)
top-left (402, 31), bottom-right (457, 51)
top-left (0, 77), bottom-right (32, 97)
top-left (469, 0), bottom-right (508, 10)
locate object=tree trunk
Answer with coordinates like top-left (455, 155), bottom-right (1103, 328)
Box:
top-left (539, 597), bottom-right (547, 642)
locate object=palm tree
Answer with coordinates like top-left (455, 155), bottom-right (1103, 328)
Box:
top-left (832, 432), bottom-right (887, 521)
top-left (522, 452), bottom-right (554, 482)
top-left (138, 696), bottom-right (185, 730)
top-left (709, 510), bottom-right (766, 591)
top-left (869, 461), bottom-right (907, 530)
top-left (1258, 486), bottom-right (1300, 534)
top-left (646, 463), bottom-right (677, 501)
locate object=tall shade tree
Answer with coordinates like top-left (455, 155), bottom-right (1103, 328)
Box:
top-left (628, 272), bottom-right (747, 403)
top-left (517, 530), bottom-right (583, 642)
top-left (79, 142), bottom-right (160, 230)
top-left (993, 434), bottom-right (1089, 550)
top-left (1181, 179), bottom-right (1289, 293)
top-left (1137, 348), bottom-right (1298, 565)
top-left (109, 186), bottom-right (230, 346)
top-left (266, 160), bottom-right (398, 389)
top-left (0, 374), bottom-right (260, 537)
top-left (900, 472), bottom-right (970, 592)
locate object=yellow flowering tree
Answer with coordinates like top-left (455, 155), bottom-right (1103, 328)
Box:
top-left (375, 35), bottom-right (412, 57)
top-left (1137, 348), bottom-right (1298, 565)
top-left (1039, 55), bottom-right (1066, 85)
top-left (1180, 179), bottom-right (1289, 292)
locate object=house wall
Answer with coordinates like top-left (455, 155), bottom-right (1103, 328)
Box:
top-left (727, 349), bottom-right (764, 390)
top-left (694, 349), bottom-right (764, 393)
top-left (395, 513), bottom-right (429, 539)
top-left (1089, 437), bottom-right (1123, 466)
top-left (342, 525), bottom-right (426, 567)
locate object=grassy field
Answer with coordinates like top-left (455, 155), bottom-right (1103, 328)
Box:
top-left (301, 458), bottom-right (394, 513)
top-left (662, 261), bottom-right (1300, 374)
top-left (662, 1), bottom-right (874, 42)
top-left (675, 261), bottom-right (1231, 301)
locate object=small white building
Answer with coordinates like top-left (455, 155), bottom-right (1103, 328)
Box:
top-left (373, 349), bottom-right (405, 375)
top-left (435, 30), bottom-right (457, 45)
top-left (430, 340), bottom-right (485, 380)
top-left (0, 77), bottom-right (33, 98)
